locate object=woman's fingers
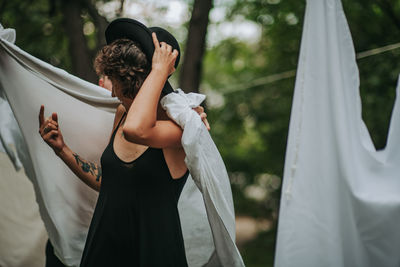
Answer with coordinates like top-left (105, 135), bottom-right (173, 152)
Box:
top-left (43, 123), bottom-right (58, 133)
top-left (39, 106), bottom-right (57, 132)
top-left (193, 106), bottom-right (204, 113)
top-left (152, 32), bottom-right (160, 49)
top-left (43, 129), bottom-right (58, 141)
top-left (153, 33), bottom-right (175, 56)
top-left (41, 116), bottom-right (50, 130)
top-left (152, 32), bottom-right (178, 75)
top-left (42, 124), bottom-right (57, 136)
top-left (52, 112), bottom-right (57, 122)
top-left (39, 105), bottom-right (45, 128)
top-left (39, 116), bottom-right (59, 136)
top-left (192, 106), bottom-right (210, 130)
top-left (166, 44), bottom-right (172, 53)
top-left (205, 121), bottom-right (210, 131)
top-left (202, 116), bottom-right (210, 130)
top-left (49, 120), bottom-right (58, 128)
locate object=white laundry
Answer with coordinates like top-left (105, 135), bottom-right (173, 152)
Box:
top-left (162, 89), bottom-right (244, 267)
top-left (0, 151), bottom-right (48, 267)
top-left (0, 24), bottom-right (116, 267)
top-left (275, 0), bottom-right (400, 267)
top-left (0, 24), bottom-right (241, 266)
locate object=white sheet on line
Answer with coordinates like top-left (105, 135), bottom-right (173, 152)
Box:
top-left (0, 24), bottom-right (243, 267)
top-left (275, 0), bottom-right (400, 267)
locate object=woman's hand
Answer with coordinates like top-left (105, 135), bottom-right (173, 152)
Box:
top-left (193, 106), bottom-right (210, 130)
top-left (151, 32), bottom-right (179, 76)
top-left (38, 105), bottom-right (65, 155)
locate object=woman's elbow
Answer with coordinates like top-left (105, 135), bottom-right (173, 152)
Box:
top-left (122, 125), bottom-right (149, 143)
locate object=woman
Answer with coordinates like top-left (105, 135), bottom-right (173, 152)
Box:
top-left (39, 25), bottom-right (208, 266)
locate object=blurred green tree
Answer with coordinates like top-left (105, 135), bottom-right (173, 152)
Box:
top-left (0, 0), bottom-right (110, 83)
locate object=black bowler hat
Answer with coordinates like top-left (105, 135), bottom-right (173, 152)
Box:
top-left (105, 18), bottom-right (180, 94)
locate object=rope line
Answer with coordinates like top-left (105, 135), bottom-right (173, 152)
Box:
top-left (219, 42), bottom-right (400, 95)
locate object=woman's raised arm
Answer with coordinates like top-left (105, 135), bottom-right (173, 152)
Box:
top-left (122, 33), bottom-right (183, 148)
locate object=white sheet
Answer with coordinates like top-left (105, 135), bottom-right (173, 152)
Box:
top-left (0, 152), bottom-right (48, 267)
top-left (275, 1), bottom-right (400, 266)
top-left (162, 89), bottom-right (244, 267)
top-left (0, 24), bottom-right (116, 266)
top-left (0, 24), bottom-right (241, 266)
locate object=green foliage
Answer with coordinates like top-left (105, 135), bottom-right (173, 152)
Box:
top-left (240, 229), bottom-right (277, 267)
top-left (342, 0), bottom-right (400, 149)
top-left (204, 0), bottom-right (306, 222)
top-left (1, 0), bottom-right (72, 70)
top-left (0, 0), bottom-right (110, 76)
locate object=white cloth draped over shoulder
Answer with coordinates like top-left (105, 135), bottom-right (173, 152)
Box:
top-left (275, 0), bottom-right (400, 267)
top-left (0, 25), bottom-right (243, 266)
top-left (162, 90), bottom-right (244, 267)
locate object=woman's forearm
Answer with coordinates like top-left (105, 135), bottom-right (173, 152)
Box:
top-left (123, 68), bottom-right (169, 138)
top-left (57, 145), bottom-right (102, 192)
top-left (123, 33), bottom-right (179, 144)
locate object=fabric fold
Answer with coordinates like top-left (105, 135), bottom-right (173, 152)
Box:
top-left (162, 89), bottom-right (244, 267)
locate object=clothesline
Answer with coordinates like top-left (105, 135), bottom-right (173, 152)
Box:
top-left (219, 41), bottom-right (400, 95)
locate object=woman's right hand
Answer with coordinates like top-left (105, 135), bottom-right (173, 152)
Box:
top-left (151, 32), bottom-right (179, 76)
top-left (38, 105), bottom-right (65, 155)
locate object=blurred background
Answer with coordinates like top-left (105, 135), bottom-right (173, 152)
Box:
top-left (1, 0), bottom-right (400, 266)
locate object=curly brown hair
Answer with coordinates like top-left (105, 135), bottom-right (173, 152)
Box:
top-left (94, 38), bottom-right (150, 98)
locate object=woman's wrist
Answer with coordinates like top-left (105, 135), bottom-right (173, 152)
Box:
top-left (150, 66), bottom-right (170, 78)
top-left (55, 145), bottom-right (69, 158)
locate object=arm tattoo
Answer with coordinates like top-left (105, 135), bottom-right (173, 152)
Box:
top-left (73, 153), bottom-right (102, 182)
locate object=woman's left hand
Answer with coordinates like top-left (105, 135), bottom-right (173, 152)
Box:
top-left (193, 106), bottom-right (210, 131)
top-left (152, 32), bottom-right (179, 76)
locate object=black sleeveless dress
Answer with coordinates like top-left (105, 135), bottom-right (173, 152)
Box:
top-left (80, 113), bottom-right (189, 267)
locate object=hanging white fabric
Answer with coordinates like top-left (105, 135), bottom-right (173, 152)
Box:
top-left (0, 24), bottom-right (238, 266)
top-left (162, 89), bottom-right (244, 267)
top-left (0, 24), bottom-right (116, 267)
top-left (275, 0), bottom-right (400, 267)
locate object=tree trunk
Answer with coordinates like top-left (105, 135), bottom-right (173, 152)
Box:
top-left (179, 0), bottom-right (213, 93)
top-left (61, 0), bottom-right (98, 84)
top-left (84, 0), bottom-right (108, 51)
